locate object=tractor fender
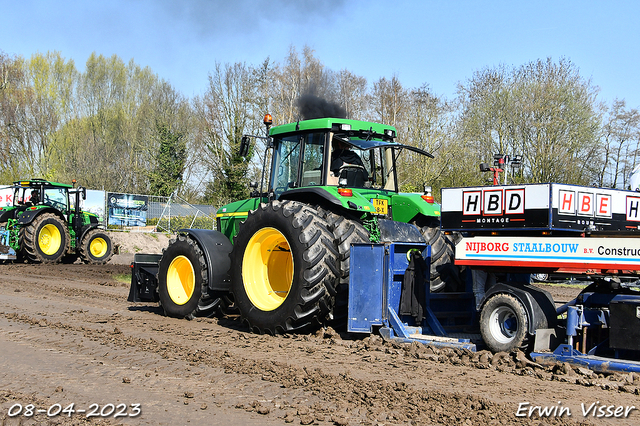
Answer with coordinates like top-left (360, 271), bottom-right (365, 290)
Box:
top-left (279, 187), bottom-right (344, 208)
top-left (177, 228), bottom-right (232, 292)
top-left (0, 209), bottom-right (15, 222)
top-left (481, 281), bottom-right (557, 334)
top-left (16, 207), bottom-right (64, 226)
top-left (78, 224), bottom-right (101, 241)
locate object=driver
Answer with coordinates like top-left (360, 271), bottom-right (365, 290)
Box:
top-left (30, 190), bottom-right (40, 205)
top-left (329, 137), bottom-right (367, 178)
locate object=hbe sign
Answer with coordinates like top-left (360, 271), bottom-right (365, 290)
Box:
top-left (557, 189), bottom-right (611, 218)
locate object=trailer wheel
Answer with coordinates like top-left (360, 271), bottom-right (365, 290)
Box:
top-left (19, 213), bottom-right (70, 263)
top-left (230, 200), bottom-right (339, 334)
top-left (80, 229), bottom-right (113, 264)
top-left (414, 219), bottom-right (459, 292)
top-left (157, 234), bottom-right (210, 319)
top-left (480, 293), bottom-right (530, 352)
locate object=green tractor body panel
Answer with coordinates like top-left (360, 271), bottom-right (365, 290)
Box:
top-left (216, 197), bottom-right (266, 241)
top-left (388, 192), bottom-right (441, 223)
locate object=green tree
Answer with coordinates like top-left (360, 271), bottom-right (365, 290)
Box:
top-left (149, 122), bottom-right (186, 196)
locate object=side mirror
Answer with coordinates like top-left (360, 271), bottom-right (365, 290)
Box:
top-left (479, 163), bottom-right (491, 172)
top-left (238, 136), bottom-right (251, 157)
top-left (249, 181), bottom-right (258, 189)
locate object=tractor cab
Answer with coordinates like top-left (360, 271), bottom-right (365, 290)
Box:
top-left (267, 118), bottom-right (408, 199)
top-left (13, 180), bottom-right (71, 213)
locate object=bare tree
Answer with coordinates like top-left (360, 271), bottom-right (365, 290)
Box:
top-left (598, 99), bottom-right (640, 188)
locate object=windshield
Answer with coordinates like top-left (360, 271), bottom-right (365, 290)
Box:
top-left (329, 136), bottom-right (396, 191)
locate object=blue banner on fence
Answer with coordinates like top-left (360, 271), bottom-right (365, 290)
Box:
top-left (107, 193), bottom-right (148, 226)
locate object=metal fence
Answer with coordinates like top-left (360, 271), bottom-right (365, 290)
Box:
top-left (108, 193), bottom-right (217, 233)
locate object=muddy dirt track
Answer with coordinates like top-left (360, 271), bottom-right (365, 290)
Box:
top-left (0, 262), bottom-right (639, 426)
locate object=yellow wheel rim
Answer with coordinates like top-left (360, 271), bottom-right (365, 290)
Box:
top-left (242, 227), bottom-right (293, 311)
top-left (89, 237), bottom-right (108, 258)
top-left (166, 255), bottom-right (195, 305)
top-left (39, 224), bottom-right (62, 256)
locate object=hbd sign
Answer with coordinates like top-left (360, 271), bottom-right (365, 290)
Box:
top-left (463, 188), bottom-right (525, 216)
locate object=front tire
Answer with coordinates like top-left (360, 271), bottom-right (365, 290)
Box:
top-left (480, 293), bottom-right (530, 352)
top-left (157, 234), bottom-right (209, 319)
top-left (230, 200), bottom-right (339, 334)
top-left (80, 229), bottom-right (113, 264)
top-left (19, 213), bottom-right (70, 263)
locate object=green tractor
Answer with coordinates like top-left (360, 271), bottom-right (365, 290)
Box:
top-left (129, 115), bottom-right (457, 333)
top-left (0, 179), bottom-right (113, 264)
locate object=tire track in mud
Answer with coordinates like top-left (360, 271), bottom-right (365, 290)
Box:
top-left (0, 312), bottom-right (588, 426)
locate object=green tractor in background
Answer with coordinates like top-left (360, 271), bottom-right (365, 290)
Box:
top-left (130, 115), bottom-right (457, 334)
top-left (0, 179), bottom-right (113, 264)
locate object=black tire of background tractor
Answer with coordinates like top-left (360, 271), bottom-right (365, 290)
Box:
top-left (157, 234), bottom-right (212, 319)
top-left (230, 200), bottom-right (339, 335)
top-left (414, 220), bottom-right (460, 292)
top-left (80, 229), bottom-right (114, 264)
top-left (18, 213), bottom-right (70, 263)
top-left (479, 293), bottom-right (530, 353)
top-left (316, 207), bottom-right (369, 326)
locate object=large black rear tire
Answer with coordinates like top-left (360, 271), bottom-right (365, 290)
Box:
top-left (157, 234), bottom-right (218, 319)
top-left (19, 213), bottom-right (70, 263)
top-left (317, 208), bottom-right (369, 325)
top-left (230, 200), bottom-right (339, 334)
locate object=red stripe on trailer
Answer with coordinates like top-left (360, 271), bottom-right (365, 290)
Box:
top-left (456, 259), bottom-right (640, 272)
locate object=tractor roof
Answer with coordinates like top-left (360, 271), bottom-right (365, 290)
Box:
top-left (270, 118), bottom-right (397, 142)
top-left (269, 117), bottom-right (433, 158)
top-left (13, 179), bottom-right (73, 189)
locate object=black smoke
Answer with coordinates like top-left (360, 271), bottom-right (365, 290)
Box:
top-left (297, 93), bottom-right (346, 120)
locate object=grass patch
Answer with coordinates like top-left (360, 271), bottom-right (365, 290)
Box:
top-left (113, 273), bottom-right (131, 284)
top-left (540, 282), bottom-right (588, 289)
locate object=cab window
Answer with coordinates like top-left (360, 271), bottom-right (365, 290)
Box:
top-left (272, 135), bottom-right (301, 198)
top-left (300, 133), bottom-right (324, 187)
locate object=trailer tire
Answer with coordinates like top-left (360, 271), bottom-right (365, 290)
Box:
top-left (19, 213), bottom-right (70, 263)
top-left (230, 200), bottom-right (339, 335)
top-left (480, 293), bottom-right (530, 352)
top-left (157, 234), bottom-right (210, 319)
top-left (80, 229), bottom-right (113, 264)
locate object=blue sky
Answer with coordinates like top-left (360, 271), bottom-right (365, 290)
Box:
top-left (2, 0), bottom-right (639, 108)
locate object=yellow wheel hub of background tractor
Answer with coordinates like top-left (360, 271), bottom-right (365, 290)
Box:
top-left (166, 255), bottom-right (195, 305)
top-left (89, 237), bottom-right (108, 258)
top-left (242, 227), bottom-right (293, 311)
top-left (39, 224), bottom-right (61, 255)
